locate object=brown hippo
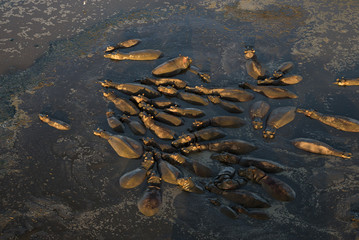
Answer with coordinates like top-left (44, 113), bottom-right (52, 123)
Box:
top-left (160, 152), bottom-right (213, 178)
top-left (238, 167), bottom-right (296, 202)
top-left (120, 115), bottom-right (146, 135)
top-left (272, 62), bottom-right (294, 79)
top-left (263, 106), bottom-right (296, 139)
top-left (119, 151), bottom-right (155, 189)
top-left (138, 102), bottom-right (184, 126)
top-left (291, 138), bottom-right (352, 159)
top-left (130, 94), bottom-right (177, 109)
top-left (297, 108), bottom-right (359, 132)
top-left (211, 153), bottom-right (285, 173)
top-left (164, 106), bottom-right (205, 118)
top-left (102, 92), bottom-right (140, 115)
top-left (137, 163), bottom-right (162, 216)
top-left (139, 77), bottom-right (188, 89)
top-left (208, 96), bottom-right (244, 113)
top-left (244, 48), bottom-right (266, 80)
top-left (239, 82), bottom-right (298, 99)
top-left (142, 137), bottom-right (177, 153)
top-left (105, 38), bottom-right (141, 52)
top-left (185, 86), bottom-right (254, 102)
top-left (257, 75), bottom-right (303, 86)
top-left (104, 49), bottom-right (163, 61)
top-left (152, 56), bottom-right (210, 82)
top-left (189, 116), bottom-right (246, 132)
top-left (139, 112), bottom-right (176, 140)
top-left (99, 80), bottom-right (161, 98)
top-left (39, 114), bottom-right (71, 130)
top-left (181, 139), bottom-right (256, 155)
top-left (152, 56), bottom-right (192, 77)
top-left (333, 77), bottom-right (359, 86)
top-left (206, 183), bottom-right (270, 208)
top-left (172, 128), bottom-right (226, 148)
top-left (93, 128), bottom-right (143, 159)
top-left (106, 109), bottom-right (124, 133)
top-left (249, 100), bottom-right (270, 130)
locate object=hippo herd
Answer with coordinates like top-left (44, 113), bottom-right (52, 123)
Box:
top-left (38, 38), bottom-right (359, 220)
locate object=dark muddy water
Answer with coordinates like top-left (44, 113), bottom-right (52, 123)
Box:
top-left (1, 0), bottom-right (359, 239)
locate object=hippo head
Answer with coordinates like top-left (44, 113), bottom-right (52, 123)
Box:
top-left (244, 49), bottom-right (256, 59)
top-left (141, 151), bottom-right (155, 170)
top-left (181, 56), bottom-right (192, 68)
top-left (296, 108), bottom-right (315, 117)
top-left (38, 113), bottom-right (49, 122)
top-left (252, 117), bottom-right (264, 130)
top-left (333, 77), bottom-right (346, 86)
top-left (106, 109), bottom-right (115, 117)
top-left (262, 127), bottom-right (276, 139)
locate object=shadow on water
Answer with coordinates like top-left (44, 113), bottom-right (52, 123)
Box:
top-left (1, 1), bottom-right (359, 239)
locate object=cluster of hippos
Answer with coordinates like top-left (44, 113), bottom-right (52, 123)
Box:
top-left (39, 39), bottom-right (359, 219)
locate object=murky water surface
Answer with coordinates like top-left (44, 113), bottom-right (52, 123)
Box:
top-left (1, 0), bottom-right (359, 239)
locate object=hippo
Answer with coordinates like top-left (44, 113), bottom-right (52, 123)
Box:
top-left (139, 112), bottom-right (176, 140)
top-left (137, 163), bottom-right (162, 216)
top-left (189, 116), bottom-right (246, 132)
top-left (106, 109), bottom-right (124, 133)
top-left (119, 151), bottom-right (155, 189)
top-left (104, 49), bottom-right (163, 61)
top-left (164, 106), bottom-right (205, 118)
top-left (333, 77), bottom-right (359, 86)
top-left (263, 106), bottom-right (296, 139)
top-left (38, 114), bottom-right (71, 130)
top-left (138, 102), bottom-right (184, 126)
top-left (208, 96), bottom-right (244, 113)
top-left (102, 92), bottom-right (140, 115)
top-left (99, 80), bottom-right (161, 98)
top-left (105, 38), bottom-right (141, 52)
top-left (93, 128), bottom-right (143, 159)
top-left (211, 153), bottom-right (285, 173)
top-left (297, 108), bottom-right (359, 132)
top-left (239, 82), bottom-right (298, 99)
top-left (249, 100), bottom-right (270, 130)
top-left (181, 139), bottom-right (257, 155)
top-left (152, 56), bottom-right (192, 77)
top-left (238, 167), bottom-right (296, 202)
top-left (257, 75), bottom-right (303, 86)
top-left (172, 128), bottom-right (226, 148)
top-left (120, 115), bottom-right (146, 135)
top-left (291, 138), bottom-right (352, 159)
top-left (139, 77), bottom-right (188, 89)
